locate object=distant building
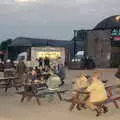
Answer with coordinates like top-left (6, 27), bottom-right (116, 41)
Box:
top-left (72, 15), bottom-right (120, 67)
top-left (87, 15), bottom-right (120, 67)
top-left (8, 37), bottom-right (71, 64)
top-left (71, 29), bottom-right (89, 57)
top-left (8, 15), bottom-right (120, 67)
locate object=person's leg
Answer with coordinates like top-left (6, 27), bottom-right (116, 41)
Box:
top-left (85, 101), bottom-right (102, 116)
top-left (115, 78), bottom-right (120, 94)
top-left (66, 91), bottom-right (86, 111)
top-left (101, 105), bottom-right (108, 113)
top-left (76, 104), bottom-right (82, 111)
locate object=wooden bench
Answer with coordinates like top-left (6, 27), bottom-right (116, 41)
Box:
top-left (0, 77), bottom-right (23, 92)
top-left (18, 83), bottom-right (68, 105)
top-left (65, 85), bottom-right (120, 112)
top-left (104, 85), bottom-right (120, 109)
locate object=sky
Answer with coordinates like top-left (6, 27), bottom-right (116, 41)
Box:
top-left (0, 0), bottom-right (119, 41)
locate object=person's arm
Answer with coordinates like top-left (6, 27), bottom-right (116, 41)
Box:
top-left (74, 89), bottom-right (89, 94)
top-left (86, 82), bottom-right (95, 92)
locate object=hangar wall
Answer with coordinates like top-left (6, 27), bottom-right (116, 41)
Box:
top-left (87, 30), bottom-right (111, 67)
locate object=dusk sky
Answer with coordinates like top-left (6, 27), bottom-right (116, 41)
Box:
top-left (0, 0), bottom-right (119, 41)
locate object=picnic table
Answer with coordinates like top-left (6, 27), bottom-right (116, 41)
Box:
top-left (104, 85), bottom-right (120, 108)
top-left (41, 72), bottom-right (51, 80)
top-left (18, 82), bottom-right (68, 105)
top-left (65, 84), bottom-right (120, 113)
top-left (0, 77), bottom-right (23, 92)
top-left (4, 69), bottom-right (16, 77)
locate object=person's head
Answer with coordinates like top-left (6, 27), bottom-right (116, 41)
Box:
top-left (45, 56), bottom-right (47, 59)
top-left (92, 72), bottom-right (100, 81)
top-left (75, 73), bottom-right (87, 82)
top-left (80, 73), bottom-right (88, 80)
top-left (31, 69), bottom-right (37, 76)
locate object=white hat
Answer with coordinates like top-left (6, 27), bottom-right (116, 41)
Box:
top-left (7, 59), bottom-right (11, 62)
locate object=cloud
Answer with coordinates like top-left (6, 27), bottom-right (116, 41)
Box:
top-left (0, 0), bottom-right (96, 5)
top-left (0, 0), bottom-right (119, 41)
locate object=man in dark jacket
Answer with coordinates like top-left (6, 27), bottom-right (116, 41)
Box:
top-left (44, 57), bottom-right (50, 67)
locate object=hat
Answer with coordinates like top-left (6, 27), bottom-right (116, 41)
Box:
top-left (7, 59), bottom-right (11, 62)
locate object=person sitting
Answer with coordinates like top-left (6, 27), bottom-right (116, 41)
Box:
top-left (68, 73), bottom-right (90, 111)
top-left (44, 72), bottom-right (61, 101)
top-left (46, 72), bottom-right (61, 91)
top-left (31, 68), bottom-right (37, 81)
top-left (57, 64), bottom-right (66, 86)
top-left (35, 66), bottom-right (41, 80)
top-left (85, 72), bottom-right (108, 116)
top-left (24, 67), bottom-right (33, 83)
top-left (73, 73), bottom-right (90, 97)
top-left (51, 65), bottom-right (58, 74)
top-left (43, 65), bottom-right (50, 73)
top-left (33, 75), bottom-right (48, 89)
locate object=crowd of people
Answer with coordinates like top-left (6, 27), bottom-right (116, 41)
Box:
top-left (0, 56), bottom-right (66, 91)
top-left (0, 57), bottom-right (120, 116)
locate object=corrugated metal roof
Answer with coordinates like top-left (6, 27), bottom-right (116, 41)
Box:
top-left (10, 37), bottom-right (70, 48)
top-left (94, 15), bottom-right (120, 30)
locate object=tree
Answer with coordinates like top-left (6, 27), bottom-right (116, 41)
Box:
top-left (0, 39), bottom-right (12, 51)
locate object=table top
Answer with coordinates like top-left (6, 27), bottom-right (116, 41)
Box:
top-left (0, 77), bottom-right (18, 81)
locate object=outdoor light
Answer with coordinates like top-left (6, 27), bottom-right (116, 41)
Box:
top-left (115, 16), bottom-right (120, 22)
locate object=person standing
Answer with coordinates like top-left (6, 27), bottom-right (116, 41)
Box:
top-left (38, 57), bottom-right (43, 67)
top-left (16, 60), bottom-right (26, 77)
top-left (44, 57), bottom-right (50, 67)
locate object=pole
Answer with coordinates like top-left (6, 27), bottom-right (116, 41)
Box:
top-left (73, 30), bottom-right (77, 57)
